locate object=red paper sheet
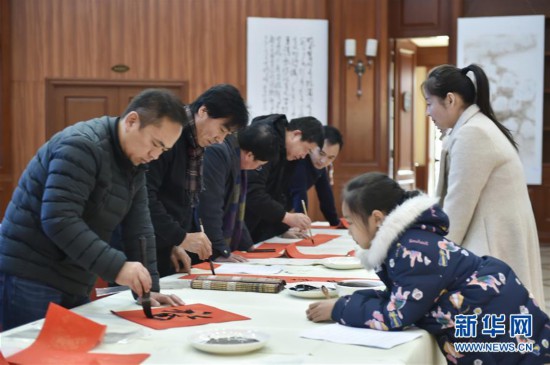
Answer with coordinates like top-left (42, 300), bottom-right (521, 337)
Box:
top-left (179, 273), bottom-right (371, 283)
top-left (192, 262), bottom-right (222, 271)
top-left (234, 243), bottom-right (287, 258)
top-left (311, 225), bottom-right (338, 229)
top-left (7, 303), bottom-right (149, 365)
top-left (0, 351), bottom-right (9, 365)
top-left (10, 350), bottom-right (149, 365)
top-left (294, 234), bottom-right (341, 246)
top-left (112, 303), bottom-right (250, 330)
top-left (193, 241), bottom-right (353, 263)
top-left (340, 217), bottom-right (350, 228)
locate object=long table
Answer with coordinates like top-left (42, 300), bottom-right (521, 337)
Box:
top-left (0, 229), bottom-right (446, 364)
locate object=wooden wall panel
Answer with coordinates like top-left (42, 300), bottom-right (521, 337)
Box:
top-left (388, 0), bottom-right (461, 63)
top-left (388, 0), bottom-right (452, 38)
top-left (7, 0), bottom-right (389, 222)
top-left (12, 81), bottom-right (45, 176)
top-left (329, 0), bottom-right (389, 216)
top-left (531, 166), bottom-right (550, 243)
top-left (462, 0), bottom-right (550, 17)
top-left (9, 0), bottom-right (329, 180)
top-left (0, 0), bottom-right (12, 217)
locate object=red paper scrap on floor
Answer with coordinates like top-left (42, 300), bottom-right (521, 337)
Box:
top-left (294, 234), bottom-right (340, 247)
top-left (285, 243), bottom-right (354, 259)
top-left (7, 303), bottom-right (149, 365)
top-left (112, 303), bottom-right (249, 330)
top-left (179, 273), bottom-right (370, 283)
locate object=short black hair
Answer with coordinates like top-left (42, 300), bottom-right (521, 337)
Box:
top-left (238, 122), bottom-right (279, 162)
top-left (287, 116), bottom-right (324, 148)
top-left (190, 84), bottom-right (248, 131)
top-left (122, 88), bottom-right (187, 128)
top-left (324, 125), bottom-right (344, 149)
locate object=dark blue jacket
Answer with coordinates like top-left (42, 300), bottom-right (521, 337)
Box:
top-left (198, 135), bottom-right (253, 258)
top-left (332, 195), bottom-right (550, 364)
top-left (0, 117), bottom-right (159, 296)
top-left (288, 156), bottom-right (339, 226)
top-left (245, 114), bottom-right (297, 242)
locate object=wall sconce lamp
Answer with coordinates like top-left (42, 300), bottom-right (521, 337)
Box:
top-left (345, 38), bottom-right (378, 97)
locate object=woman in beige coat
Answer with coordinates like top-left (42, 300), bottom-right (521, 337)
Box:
top-left (423, 64), bottom-right (545, 307)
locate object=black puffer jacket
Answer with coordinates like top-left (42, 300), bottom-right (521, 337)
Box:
top-left (244, 114), bottom-right (297, 242)
top-left (0, 117), bottom-right (159, 296)
top-left (146, 125), bottom-right (195, 277)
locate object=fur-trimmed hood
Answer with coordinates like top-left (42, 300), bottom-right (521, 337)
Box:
top-left (356, 194), bottom-right (441, 270)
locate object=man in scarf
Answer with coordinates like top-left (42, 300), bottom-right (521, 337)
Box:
top-left (146, 84), bottom-right (248, 277)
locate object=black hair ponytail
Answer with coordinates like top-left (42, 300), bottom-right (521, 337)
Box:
top-left (423, 64), bottom-right (518, 150)
top-left (464, 65), bottom-right (518, 150)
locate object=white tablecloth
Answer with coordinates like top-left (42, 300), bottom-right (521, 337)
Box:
top-left (0, 229), bottom-right (446, 364)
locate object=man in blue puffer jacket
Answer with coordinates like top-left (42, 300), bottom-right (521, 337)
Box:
top-left (0, 89), bottom-right (187, 331)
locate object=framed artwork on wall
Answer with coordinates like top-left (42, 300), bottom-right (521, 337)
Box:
top-left (457, 15), bottom-right (545, 185)
top-left (247, 17), bottom-right (328, 124)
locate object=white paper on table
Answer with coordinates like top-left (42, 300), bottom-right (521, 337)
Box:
top-left (300, 323), bottom-right (424, 349)
top-left (246, 258), bottom-right (321, 266)
top-left (311, 221), bottom-right (330, 226)
top-left (215, 263), bottom-right (283, 275)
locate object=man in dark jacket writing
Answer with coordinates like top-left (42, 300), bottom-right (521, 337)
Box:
top-left (0, 89), bottom-right (187, 331)
top-left (198, 122), bottom-right (279, 262)
top-left (146, 84), bottom-right (249, 276)
top-left (244, 114), bottom-right (324, 242)
top-left (288, 125), bottom-right (344, 226)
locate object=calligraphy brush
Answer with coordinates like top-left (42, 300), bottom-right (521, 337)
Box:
top-left (199, 218), bottom-right (216, 275)
top-left (321, 285), bottom-right (331, 299)
top-left (301, 199), bottom-right (315, 244)
top-left (139, 236), bottom-right (153, 318)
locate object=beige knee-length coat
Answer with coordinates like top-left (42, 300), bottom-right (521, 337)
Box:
top-left (437, 104), bottom-right (545, 306)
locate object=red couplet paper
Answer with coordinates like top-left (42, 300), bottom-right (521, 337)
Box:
top-left (234, 243), bottom-right (287, 258)
top-left (10, 350), bottom-right (149, 365)
top-left (112, 303), bottom-right (250, 330)
top-left (192, 262), bottom-right (222, 271)
top-left (0, 351), bottom-right (9, 365)
top-left (7, 303), bottom-right (149, 365)
top-left (294, 234), bottom-right (341, 247)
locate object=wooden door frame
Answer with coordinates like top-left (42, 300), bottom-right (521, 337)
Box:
top-left (392, 39), bottom-right (417, 189)
top-left (45, 79), bottom-right (189, 130)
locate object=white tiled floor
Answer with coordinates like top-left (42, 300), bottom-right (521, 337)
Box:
top-left (541, 245), bottom-right (550, 314)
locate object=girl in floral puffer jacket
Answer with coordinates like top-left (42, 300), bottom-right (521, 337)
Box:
top-left (306, 172), bottom-right (550, 364)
